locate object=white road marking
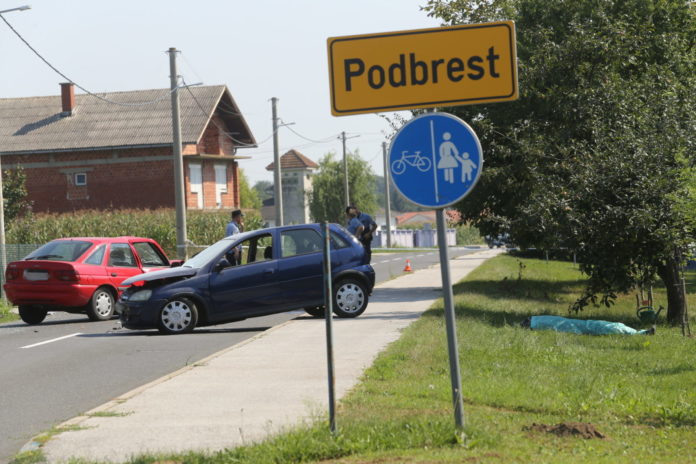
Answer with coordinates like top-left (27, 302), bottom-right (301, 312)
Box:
top-left (416, 254), bottom-right (425, 257)
top-left (390, 258), bottom-right (401, 262)
top-left (20, 333), bottom-right (82, 349)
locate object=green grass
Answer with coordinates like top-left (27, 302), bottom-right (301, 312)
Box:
top-left (0, 299), bottom-right (18, 323)
top-left (34, 255), bottom-right (696, 463)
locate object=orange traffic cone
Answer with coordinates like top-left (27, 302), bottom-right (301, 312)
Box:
top-left (403, 259), bottom-right (413, 272)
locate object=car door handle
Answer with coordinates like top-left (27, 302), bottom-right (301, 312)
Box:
top-left (111, 273), bottom-right (118, 277)
top-left (264, 269), bottom-right (274, 275)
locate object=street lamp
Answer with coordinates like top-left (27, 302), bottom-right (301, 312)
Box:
top-left (0, 5), bottom-right (31, 14)
top-left (0, 4), bottom-right (31, 300)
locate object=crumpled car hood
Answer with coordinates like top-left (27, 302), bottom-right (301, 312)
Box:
top-left (121, 266), bottom-right (198, 286)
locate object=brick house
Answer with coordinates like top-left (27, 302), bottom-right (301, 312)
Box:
top-left (0, 83), bottom-right (256, 213)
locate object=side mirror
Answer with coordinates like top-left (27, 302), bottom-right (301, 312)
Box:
top-left (215, 258), bottom-right (231, 272)
top-left (169, 260), bottom-right (183, 268)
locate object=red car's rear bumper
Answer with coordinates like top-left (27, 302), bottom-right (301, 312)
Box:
top-left (4, 282), bottom-right (96, 308)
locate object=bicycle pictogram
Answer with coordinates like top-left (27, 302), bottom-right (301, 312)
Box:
top-left (391, 150), bottom-right (432, 175)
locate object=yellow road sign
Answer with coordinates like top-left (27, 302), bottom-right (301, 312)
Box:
top-left (327, 21), bottom-right (518, 116)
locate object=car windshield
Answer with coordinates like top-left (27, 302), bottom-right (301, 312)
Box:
top-left (25, 240), bottom-right (93, 262)
top-left (182, 236), bottom-right (237, 268)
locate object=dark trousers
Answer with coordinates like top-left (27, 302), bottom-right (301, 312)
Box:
top-left (360, 238), bottom-right (372, 264)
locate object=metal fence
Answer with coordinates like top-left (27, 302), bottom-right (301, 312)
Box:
top-left (372, 229), bottom-right (456, 248)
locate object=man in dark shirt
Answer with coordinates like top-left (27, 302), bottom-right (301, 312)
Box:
top-left (347, 205), bottom-right (377, 263)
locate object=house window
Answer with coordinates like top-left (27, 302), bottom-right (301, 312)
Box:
top-left (189, 163), bottom-right (203, 209)
top-left (214, 164), bottom-right (227, 207)
top-left (74, 173), bottom-right (87, 186)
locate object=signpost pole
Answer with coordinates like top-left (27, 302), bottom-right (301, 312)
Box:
top-left (436, 208), bottom-right (465, 428)
top-left (322, 222), bottom-right (337, 434)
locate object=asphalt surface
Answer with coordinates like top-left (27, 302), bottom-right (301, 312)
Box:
top-left (1, 246), bottom-right (482, 463)
top-left (25, 247), bottom-right (502, 463)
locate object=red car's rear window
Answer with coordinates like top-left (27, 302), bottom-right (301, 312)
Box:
top-left (24, 240), bottom-right (93, 262)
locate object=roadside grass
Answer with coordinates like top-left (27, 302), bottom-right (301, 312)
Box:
top-left (65, 255), bottom-right (696, 463)
top-left (0, 299), bottom-right (18, 323)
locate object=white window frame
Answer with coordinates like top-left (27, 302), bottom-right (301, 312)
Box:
top-left (74, 173), bottom-right (87, 186)
top-left (189, 163), bottom-right (203, 209)
top-left (214, 164), bottom-right (228, 207)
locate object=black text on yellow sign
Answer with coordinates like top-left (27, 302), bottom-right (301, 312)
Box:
top-left (327, 21), bottom-right (518, 116)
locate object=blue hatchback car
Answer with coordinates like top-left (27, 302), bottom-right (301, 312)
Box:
top-left (117, 223), bottom-right (375, 334)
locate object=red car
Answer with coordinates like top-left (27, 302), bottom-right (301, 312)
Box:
top-left (4, 237), bottom-right (181, 325)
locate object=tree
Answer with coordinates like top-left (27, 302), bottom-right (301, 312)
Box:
top-left (374, 175), bottom-right (429, 213)
top-left (3, 167), bottom-right (32, 222)
top-left (424, 0), bottom-right (696, 323)
top-left (238, 168), bottom-right (261, 210)
top-left (252, 180), bottom-right (273, 203)
top-left (308, 152), bottom-right (378, 223)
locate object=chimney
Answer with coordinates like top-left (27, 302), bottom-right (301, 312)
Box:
top-left (60, 82), bottom-right (75, 116)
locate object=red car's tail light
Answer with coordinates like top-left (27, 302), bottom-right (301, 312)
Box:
top-left (55, 269), bottom-right (80, 282)
top-left (5, 268), bottom-right (19, 281)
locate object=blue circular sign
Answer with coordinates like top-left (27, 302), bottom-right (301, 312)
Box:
top-left (388, 113), bottom-right (483, 208)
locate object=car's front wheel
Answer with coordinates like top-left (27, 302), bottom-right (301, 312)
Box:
top-left (18, 305), bottom-right (48, 325)
top-left (87, 287), bottom-right (115, 321)
top-left (157, 297), bottom-right (198, 335)
top-left (333, 278), bottom-right (368, 318)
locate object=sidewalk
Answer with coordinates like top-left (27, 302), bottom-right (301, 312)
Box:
top-left (35, 249), bottom-right (502, 463)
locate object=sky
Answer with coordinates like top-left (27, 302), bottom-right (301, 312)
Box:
top-left (1, 0), bottom-right (442, 185)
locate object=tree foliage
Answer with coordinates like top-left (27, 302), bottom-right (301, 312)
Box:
top-left (238, 168), bottom-right (261, 210)
top-left (424, 0), bottom-right (696, 322)
top-left (308, 152), bottom-right (378, 223)
top-left (3, 167), bottom-right (32, 223)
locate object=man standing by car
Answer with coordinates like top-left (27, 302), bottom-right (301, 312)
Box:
top-left (347, 205), bottom-right (377, 264)
top-left (225, 209), bottom-right (244, 264)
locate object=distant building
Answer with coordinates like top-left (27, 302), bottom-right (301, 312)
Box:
top-left (0, 83), bottom-right (255, 212)
top-left (265, 149), bottom-right (318, 225)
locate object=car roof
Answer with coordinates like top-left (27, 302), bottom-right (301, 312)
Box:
top-left (51, 237), bottom-right (157, 243)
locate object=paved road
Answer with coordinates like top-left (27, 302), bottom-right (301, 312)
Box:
top-left (0, 246), bottom-right (483, 462)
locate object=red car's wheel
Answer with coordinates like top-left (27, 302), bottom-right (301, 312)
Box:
top-left (87, 287), bottom-right (115, 321)
top-left (18, 305), bottom-right (48, 325)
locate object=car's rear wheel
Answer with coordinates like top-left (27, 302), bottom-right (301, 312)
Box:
top-left (18, 305), bottom-right (48, 325)
top-left (304, 306), bottom-right (325, 318)
top-left (87, 287), bottom-right (115, 321)
top-left (333, 278), bottom-right (368, 318)
top-left (157, 297), bottom-right (198, 335)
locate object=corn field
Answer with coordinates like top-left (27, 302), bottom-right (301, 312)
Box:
top-left (6, 209), bottom-right (265, 257)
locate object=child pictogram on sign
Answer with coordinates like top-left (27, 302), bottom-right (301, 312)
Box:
top-left (438, 132), bottom-right (477, 184)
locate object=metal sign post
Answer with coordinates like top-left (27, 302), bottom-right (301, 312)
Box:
top-left (321, 222), bottom-right (337, 434)
top-left (436, 209), bottom-right (464, 427)
top-left (388, 112), bottom-right (483, 429)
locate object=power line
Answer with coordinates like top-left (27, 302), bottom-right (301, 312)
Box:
top-left (0, 14), bottom-right (184, 107)
top-left (282, 123), bottom-right (339, 143)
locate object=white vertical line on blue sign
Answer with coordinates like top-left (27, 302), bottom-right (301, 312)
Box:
top-left (430, 120), bottom-right (439, 203)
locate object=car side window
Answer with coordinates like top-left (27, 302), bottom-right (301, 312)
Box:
top-left (330, 231), bottom-right (350, 249)
top-left (84, 244), bottom-right (106, 265)
top-left (225, 234), bottom-right (273, 267)
top-left (133, 242), bottom-right (168, 267)
top-left (280, 229), bottom-right (322, 258)
top-left (108, 243), bottom-right (137, 267)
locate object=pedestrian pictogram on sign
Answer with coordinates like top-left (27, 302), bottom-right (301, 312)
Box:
top-left (389, 113), bottom-right (483, 208)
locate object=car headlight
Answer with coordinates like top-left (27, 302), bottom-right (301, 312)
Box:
top-left (128, 289), bottom-right (152, 302)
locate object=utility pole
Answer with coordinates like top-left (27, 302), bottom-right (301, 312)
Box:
top-left (382, 141), bottom-right (392, 248)
top-left (0, 5), bottom-right (31, 299)
top-left (271, 98), bottom-right (284, 226)
top-left (168, 47), bottom-right (188, 260)
top-left (340, 131), bottom-right (359, 208)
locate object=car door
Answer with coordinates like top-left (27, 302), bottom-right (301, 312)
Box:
top-left (208, 232), bottom-right (280, 319)
top-left (276, 228), bottom-right (325, 308)
top-left (105, 243), bottom-right (145, 288)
